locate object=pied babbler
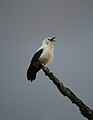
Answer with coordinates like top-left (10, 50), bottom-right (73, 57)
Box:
top-left (27, 37), bottom-right (56, 82)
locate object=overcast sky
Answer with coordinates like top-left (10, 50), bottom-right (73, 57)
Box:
top-left (0, 0), bottom-right (93, 120)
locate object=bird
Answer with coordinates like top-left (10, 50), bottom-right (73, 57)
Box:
top-left (27, 37), bottom-right (56, 82)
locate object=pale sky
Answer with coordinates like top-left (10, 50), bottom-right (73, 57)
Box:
top-left (0, 0), bottom-right (93, 120)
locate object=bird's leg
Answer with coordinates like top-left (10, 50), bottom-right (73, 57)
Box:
top-left (37, 58), bottom-right (45, 66)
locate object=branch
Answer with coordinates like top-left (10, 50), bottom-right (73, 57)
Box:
top-left (38, 60), bottom-right (93, 120)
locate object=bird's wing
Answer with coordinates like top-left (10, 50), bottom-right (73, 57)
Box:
top-left (27, 48), bottom-right (43, 81)
top-left (31, 48), bottom-right (43, 63)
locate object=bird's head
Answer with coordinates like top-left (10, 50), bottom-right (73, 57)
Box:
top-left (42, 37), bottom-right (56, 45)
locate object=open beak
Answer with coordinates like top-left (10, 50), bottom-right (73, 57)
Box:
top-left (50, 37), bottom-right (56, 42)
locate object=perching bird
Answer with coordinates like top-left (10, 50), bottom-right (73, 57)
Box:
top-left (27, 37), bottom-right (56, 82)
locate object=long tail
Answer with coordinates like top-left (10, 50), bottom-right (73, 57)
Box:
top-left (27, 62), bottom-right (42, 82)
top-left (27, 66), bottom-right (36, 82)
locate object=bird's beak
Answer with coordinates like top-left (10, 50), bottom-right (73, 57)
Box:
top-left (50, 37), bottom-right (56, 42)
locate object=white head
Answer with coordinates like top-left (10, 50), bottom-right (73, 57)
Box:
top-left (42, 37), bottom-right (56, 46)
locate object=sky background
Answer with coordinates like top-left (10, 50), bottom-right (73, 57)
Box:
top-left (0, 0), bottom-right (93, 120)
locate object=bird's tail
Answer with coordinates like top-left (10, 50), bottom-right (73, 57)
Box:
top-left (27, 66), bottom-right (36, 82)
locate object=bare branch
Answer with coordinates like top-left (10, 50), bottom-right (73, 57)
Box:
top-left (38, 60), bottom-right (93, 120)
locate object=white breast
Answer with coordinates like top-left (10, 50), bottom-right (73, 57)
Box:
top-left (40, 45), bottom-right (54, 65)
